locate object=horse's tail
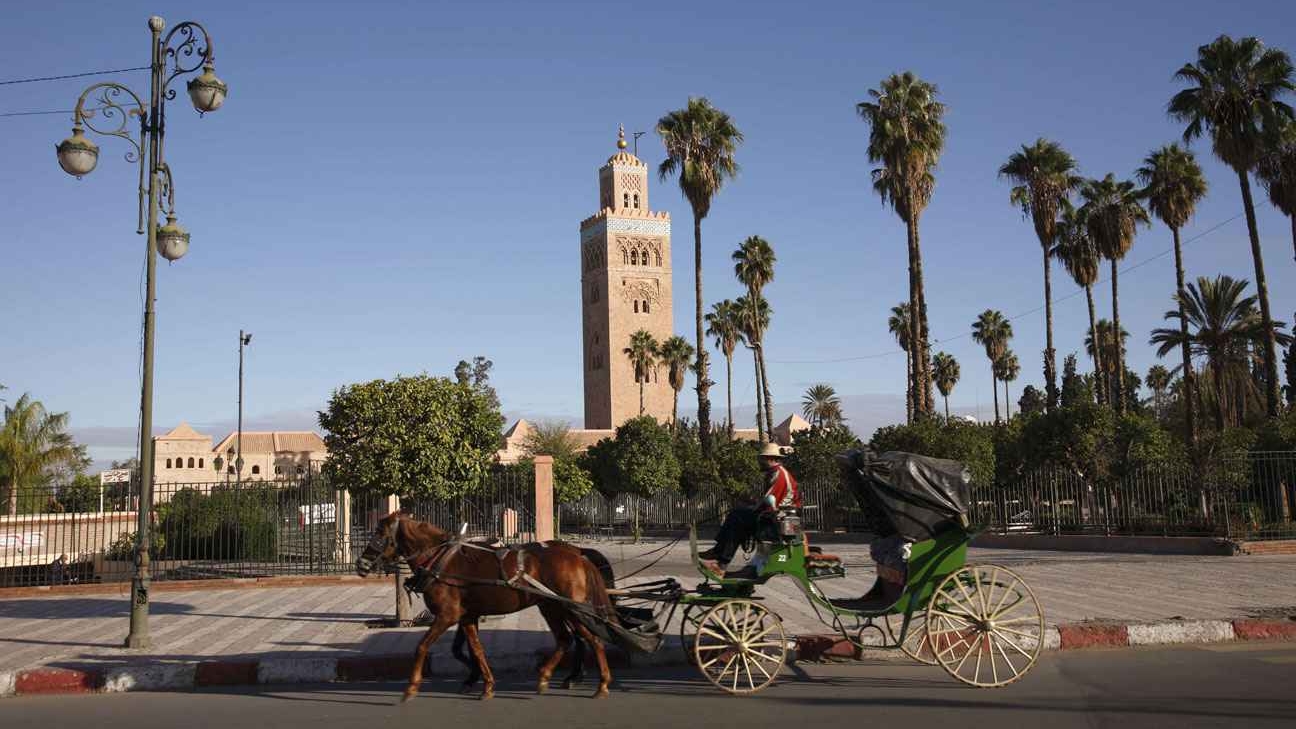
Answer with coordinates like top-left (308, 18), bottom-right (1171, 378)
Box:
top-left (580, 556), bottom-right (619, 626)
top-left (579, 547), bottom-right (616, 589)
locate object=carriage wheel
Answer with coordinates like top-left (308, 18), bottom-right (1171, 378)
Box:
top-left (925, 564), bottom-right (1044, 687)
top-left (884, 607), bottom-right (938, 665)
top-left (679, 604), bottom-right (707, 659)
top-left (693, 599), bottom-right (786, 695)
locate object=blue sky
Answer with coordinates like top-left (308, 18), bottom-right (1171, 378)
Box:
top-left (4, 0), bottom-right (1296, 464)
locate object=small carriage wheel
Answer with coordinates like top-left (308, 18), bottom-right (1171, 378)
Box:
top-left (679, 604), bottom-right (707, 659)
top-left (925, 564), bottom-right (1045, 688)
top-left (884, 606), bottom-right (938, 665)
top-left (693, 599), bottom-right (786, 695)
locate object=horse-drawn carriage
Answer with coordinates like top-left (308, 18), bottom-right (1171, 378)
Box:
top-left (359, 449), bottom-right (1046, 699)
top-left (600, 449), bottom-right (1046, 694)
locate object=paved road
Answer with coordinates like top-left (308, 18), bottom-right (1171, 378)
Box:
top-left (4, 643), bottom-right (1292, 728)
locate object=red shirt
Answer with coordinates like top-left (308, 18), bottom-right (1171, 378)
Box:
top-left (763, 464), bottom-right (801, 511)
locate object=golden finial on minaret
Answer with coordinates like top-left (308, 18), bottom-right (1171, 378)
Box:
top-left (617, 124), bottom-right (628, 150)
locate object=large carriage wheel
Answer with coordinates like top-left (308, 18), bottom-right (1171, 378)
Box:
top-left (884, 606), bottom-right (938, 665)
top-left (925, 564), bottom-right (1044, 687)
top-left (693, 599), bottom-right (786, 695)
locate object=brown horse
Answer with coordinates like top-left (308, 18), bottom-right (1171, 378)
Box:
top-left (355, 512), bottom-right (618, 701)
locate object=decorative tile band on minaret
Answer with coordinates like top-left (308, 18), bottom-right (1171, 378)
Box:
top-left (580, 127), bottom-right (674, 430)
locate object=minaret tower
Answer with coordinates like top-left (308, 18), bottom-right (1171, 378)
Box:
top-left (580, 125), bottom-right (674, 429)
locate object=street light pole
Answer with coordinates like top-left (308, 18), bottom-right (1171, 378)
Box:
top-left (237, 330), bottom-right (251, 486)
top-left (55, 15), bottom-right (226, 650)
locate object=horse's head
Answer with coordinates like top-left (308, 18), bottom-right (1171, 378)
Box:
top-left (356, 512), bottom-right (403, 576)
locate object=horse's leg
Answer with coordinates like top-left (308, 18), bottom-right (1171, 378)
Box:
top-left (536, 603), bottom-right (573, 694)
top-left (461, 620), bottom-right (495, 700)
top-left (561, 621), bottom-right (587, 689)
top-left (403, 613), bottom-right (455, 703)
top-left (570, 621), bottom-right (611, 698)
top-left (452, 623), bottom-right (482, 691)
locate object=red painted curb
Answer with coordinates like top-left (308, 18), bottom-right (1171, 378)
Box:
top-left (194, 661), bottom-right (258, 687)
top-left (1058, 624), bottom-right (1129, 650)
top-left (1232, 619), bottom-right (1296, 641)
top-left (335, 656), bottom-right (411, 682)
top-left (15, 668), bottom-right (102, 695)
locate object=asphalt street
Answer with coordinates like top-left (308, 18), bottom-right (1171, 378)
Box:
top-left (3, 642), bottom-right (1292, 728)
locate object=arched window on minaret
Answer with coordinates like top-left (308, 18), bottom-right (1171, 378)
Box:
top-left (631, 250), bottom-right (639, 266)
top-left (633, 194), bottom-right (640, 209)
top-left (166, 458), bottom-right (172, 469)
top-left (655, 251), bottom-right (662, 266)
top-left (633, 300), bottom-right (640, 313)
top-left (643, 300), bottom-right (651, 314)
top-left (623, 192), bottom-right (630, 208)
top-left (622, 249), bottom-right (629, 265)
top-left (188, 457), bottom-right (195, 468)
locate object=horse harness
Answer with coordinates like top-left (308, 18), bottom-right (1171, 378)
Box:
top-left (402, 536), bottom-right (566, 604)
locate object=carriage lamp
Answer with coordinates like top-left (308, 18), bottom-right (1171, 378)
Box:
top-left (186, 63), bottom-right (227, 114)
top-left (56, 124), bottom-right (100, 178)
top-left (155, 213), bottom-right (190, 262)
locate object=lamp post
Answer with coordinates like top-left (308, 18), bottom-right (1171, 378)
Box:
top-left (237, 330), bottom-right (251, 486)
top-left (55, 15), bottom-right (227, 650)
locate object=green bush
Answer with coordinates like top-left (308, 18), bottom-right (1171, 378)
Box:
top-left (157, 487), bottom-right (279, 560)
top-left (869, 419), bottom-right (996, 487)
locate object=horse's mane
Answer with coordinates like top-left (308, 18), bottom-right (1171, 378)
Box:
top-left (395, 512), bottom-right (450, 549)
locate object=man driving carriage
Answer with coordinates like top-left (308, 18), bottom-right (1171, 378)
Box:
top-left (698, 442), bottom-right (800, 578)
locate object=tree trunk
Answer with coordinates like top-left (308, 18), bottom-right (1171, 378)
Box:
top-left (991, 371), bottom-right (1001, 425)
top-left (758, 343), bottom-right (774, 442)
top-left (671, 389), bottom-right (678, 428)
top-left (725, 352), bottom-right (734, 437)
top-left (1042, 247), bottom-right (1058, 411)
top-left (1211, 360), bottom-right (1227, 431)
top-left (913, 216), bottom-right (934, 416)
top-left (1005, 380), bottom-right (1012, 421)
top-left (1085, 285), bottom-right (1105, 406)
top-left (1110, 258), bottom-right (1126, 413)
top-left (1171, 225), bottom-right (1199, 447)
top-left (943, 394), bottom-right (950, 421)
top-left (4, 481), bottom-right (15, 517)
top-left (693, 214), bottom-right (714, 455)
top-left (752, 346), bottom-right (765, 441)
top-left (639, 379), bottom-right (645, 416)
top-left (1237, 170), bottom-right (1281, 418)
top-left (906, 218), bottom-right (923, 419)
top-left (904, 349), bottom-right (914, 424)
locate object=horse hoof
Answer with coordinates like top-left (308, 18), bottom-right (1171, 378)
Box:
top-left (560, 678), bottom-right (575, 690)
top-left (480, 688), bottom-right (495, 701)
top-left (401, 687), bottom-right (419, 703)
top-left (536, 681), bottom-right (549, 695)
top-left (592, 687), bottom-right (609, 699)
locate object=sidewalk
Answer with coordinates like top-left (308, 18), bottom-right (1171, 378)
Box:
top-left (2, 544), bottom-right (1295, 696)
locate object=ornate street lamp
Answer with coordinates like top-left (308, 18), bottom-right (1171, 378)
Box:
top-left (55, 15), bottom-right (227, 650)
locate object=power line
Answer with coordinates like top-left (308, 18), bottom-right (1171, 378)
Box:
top-left (0, 66), bottom-right (148, 86)
top-left (767, 212), bottom-right (1245, 365)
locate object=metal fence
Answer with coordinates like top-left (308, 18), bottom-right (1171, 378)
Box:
top-left (969, 452), bottom-right (1296, 539)
top-left (0, 469), bottom-right (535, 588)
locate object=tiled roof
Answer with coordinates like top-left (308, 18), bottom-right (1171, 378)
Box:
top-left (157, 422), bottom-right (209, 441)
top-left (211, 431), bottom-right (326, 455)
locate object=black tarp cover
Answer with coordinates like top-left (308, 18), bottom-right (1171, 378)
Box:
top-left (837, 449), bottom-right (972, 541)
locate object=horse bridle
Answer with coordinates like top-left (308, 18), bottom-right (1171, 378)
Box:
top-left (356, 517), bottom-right (401, 575)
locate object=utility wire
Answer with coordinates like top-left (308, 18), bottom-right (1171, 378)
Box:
top-left (768, 211), bottom-right (1246, 365)
top-left (0, 66), bottom-right (148, 86)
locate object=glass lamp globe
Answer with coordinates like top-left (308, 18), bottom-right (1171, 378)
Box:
top-left (56, 125), bottom-right (99, 178)
top-left (187, 64), bottom-right (228, 114)
top-left (156, 214), bottom-right (190, 262)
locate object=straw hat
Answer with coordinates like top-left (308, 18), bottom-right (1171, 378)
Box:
top-left (759, 443), bottom-right (789, 458)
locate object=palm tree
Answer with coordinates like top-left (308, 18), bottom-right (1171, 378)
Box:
top-left (1137, 144), bottom-right (1208, 443)
top-left (1080, 174), bottom-right (1149, 413)
top-left (1052, 205), bottom-right (1105, 404)
top-left (888, 303), bottom-right (914, 422)
top-left (801, 384), bottom-right (843, 428)
top-left (1145, 364), bottom-right (1172, 416)
top-left (931, 352), bottom-right (961, 420)
top-left (858, 72), bottom-right (947, 419)
top-left (705, 299), bottom-right (741, 434)
top-left (1170, 35), bottom-right (1296, 418)
top-left (733, 236), bottom-right (777, 438)
top-left (1151, 275), bottom-right (1293, 429)
top-left (971, 310), bottom-right (1013, 424)
top-left (623, 330), bottom-right (660, 417)
top-left (657, 98), bottom-right (744, 455)
top-left (659, 335), bottom-right (695, 428)
top-left (999, 139), bottom-right (1082, 411)
top-left (1, 394), bottom-right (79, 516)
top-left (1256, 119), bottom-right (1296, 262)
top-left (521, 420), bottom-right (582, 462)
top-left (734, 293), bottom-right (772, 441)
top-left (1086, 319), bottom-right (1130, 407)
top-left (995, 350), bottom-right (1021, 420)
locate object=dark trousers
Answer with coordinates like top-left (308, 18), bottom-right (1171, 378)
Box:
top-left (712, 506), bottom-right (761, 564)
